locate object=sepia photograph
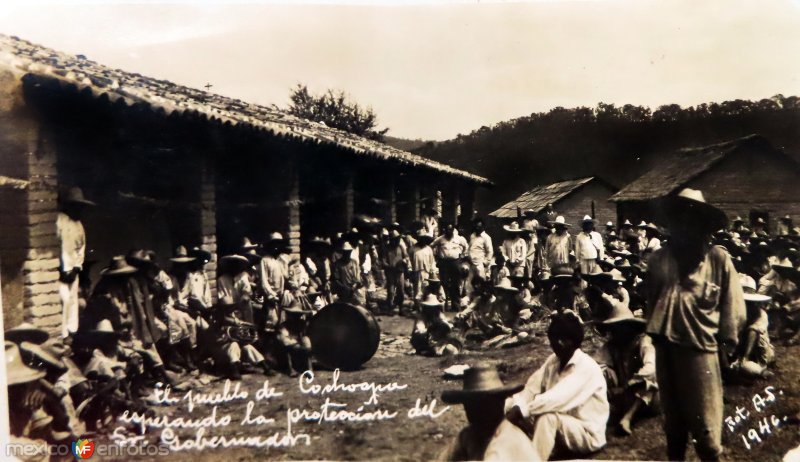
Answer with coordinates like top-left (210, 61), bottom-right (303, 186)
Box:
top-left (1, 0), bottom-right (800, 460)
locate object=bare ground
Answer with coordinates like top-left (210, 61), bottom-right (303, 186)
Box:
top-left (104, 315), bottom-right (800, 461)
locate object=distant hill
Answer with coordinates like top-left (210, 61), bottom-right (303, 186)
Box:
top-left (415, 96), bottom-right (800, 215)
top-left (383, 135), bottom-right (433, 152)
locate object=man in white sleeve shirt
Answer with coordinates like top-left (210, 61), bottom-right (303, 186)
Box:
top-left (484, 311), bottom-right (609, 461)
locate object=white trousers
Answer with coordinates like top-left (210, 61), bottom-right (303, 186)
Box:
top-left (60, 278), bottom-right (80, 338)
top-left (484, 413), bottom-right (600, 461)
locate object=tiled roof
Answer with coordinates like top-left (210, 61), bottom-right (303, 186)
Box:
top-left (0, 35), bottom-right (489, 185)
top-left (490, 176), bottom-right (602, 218)
top-left (610, 134), bottom-right (778, 202)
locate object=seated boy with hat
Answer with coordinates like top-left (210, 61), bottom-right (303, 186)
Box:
top-left (277, 300), bottom-right (314, 376)
top-left (595, 303), bottom-right (658, 436)
top-left (439, 363), bottom-right (523, 461)
top-left (411, 294), bottom-right (460, 356)
top-left (725, 278), bottom-right (775, 380)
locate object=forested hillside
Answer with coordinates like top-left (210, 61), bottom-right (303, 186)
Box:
top-left (415, 96), bottom-right (800, 214)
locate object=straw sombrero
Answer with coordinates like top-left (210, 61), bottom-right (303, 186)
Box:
top-left (4, 322), bottom-right (49, 345)
top-left (441, 363), bottom-right (523, 404)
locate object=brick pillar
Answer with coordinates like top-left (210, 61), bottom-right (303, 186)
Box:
top-left (411, 184), bottom-right (421, 222)
top-left (0, 91), bottom-right (61, 331)
top-left (343, 171), bottom-right (355, 229)
top-left (286, 165), bottom-right (301, 258)
top-left (200, 163), bottom-right (217, 300)
top-left (387, 178), bottom-right (397, 224)
top-left (433, 190), bottom-right (443, 217)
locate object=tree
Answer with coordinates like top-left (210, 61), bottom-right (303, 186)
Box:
top-left (287, 84), bottom-right (389, 141)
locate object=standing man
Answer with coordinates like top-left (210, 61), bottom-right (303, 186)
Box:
top-left (57, 187), bottom-right (95, 339)
top-left (545, 216), bottom-right (572, 273)
top-left (467, 217), bottom-right (494, 293)
top-left (646, 188), bottom-right (745, 461)
top-left (500, 222), bottom-right (528, 278)
top-left (574, 215), bottom-right (605, 275)
top-left (432, 223), bottom-right (469, 310)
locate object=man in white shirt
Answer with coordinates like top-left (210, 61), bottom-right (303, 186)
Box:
top-left (484, 311), bottom-right (609, 461)
top-left (56, 187), bottom-right (94, 339)
top-left (432, 223), bottom-right (469, 310)
top-left (467, 217), bottom-right (494, 292)
top-left (574, 216), bottom-right (605, 275)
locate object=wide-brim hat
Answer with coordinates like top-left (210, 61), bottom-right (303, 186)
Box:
top-left (219, 254), bottom-right (250, 270)
top-left (421, 293), bottom-right (444, 308)
top-left (744, 293), bottom-right (772, 303)
top-left (240, 237), bottom-right (260, 251)
top-left (772, 258), bottom-right (795, 277)
top-left (101, 256), bottom-right (138, 276)
top-left (601, 305), bottom-right (646, 328)
top-left (264, 232), bottom-right (288, 249)
top-left (643, 222), bottom-right (660, 233)
top-left (339, 241), bottom-right (355, 252)
top-left (20, 340), bottom-right (66, 372)
top-left (61, 186), bottom-right (95, 206)
top-left (597, 257), bottom-right (616, 272)
top-left (494, 277), bottom-right (519, 293)
top-left (308, 236), bottom-right (333, 249)
top-left (441, 364), bottom-right (524, 404)
top-left (6, 341), bottom-right (46, 386)
top-left (87, 319), bottom-right (121, 340)
top-left (657, 188), bottom-right (728, 232)
top-left (388, 229), bottom-right (402, 240)
top-left (415, 232), bottom-right (434, 246)
top-left (549, 215), bottom-right (571, 227)
top-left (732, 216), bottom-right (745, 224)
top-left (283, 302), bottom-right (314, 315)
top-left (581, 215), bottom-right (596, 224)
top-left (4, 322), bottom-right (49, 345)
top-left (503, 221), bottom-right (525, 233)
top-left (190, 246), bottom-right (213, 263)
top-left (170, 245), bottom-right (196, 263)
top-left (550, 264), bottom-right (575, 280)
top-left (126, 249), bottom-right (157, 269)
top-left (583, 270), bottom-right (612, 284)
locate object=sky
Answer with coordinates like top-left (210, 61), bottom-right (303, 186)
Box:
top-left (0, 1), bottom-right (799, 140)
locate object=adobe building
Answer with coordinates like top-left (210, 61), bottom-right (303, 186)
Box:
top-left (489, 176), bottom-right (617, 228)
top-left (610, 135), bottom-right (800, 231)
top-left (0, 35), bottom-right (489, 331)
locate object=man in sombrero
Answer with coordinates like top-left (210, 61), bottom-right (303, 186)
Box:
top-left (544, 216), bottom-right (572, 275)
top-left (646, 188), bottom-right (746, 461)
top-left (574, 215), bottom-right (605, 275)
top-left (500, 221), bottom-right (528, 279)
top-left (57, 186), bottom-right (95, 339)
top-left (595, 303), bottom-right (658, 437)
top-left (259, 232), bottom-right (291, 326)
top-left (410, 229), bottom-right (437, 304)
top-left (439, 363), bottom-right (523, 461)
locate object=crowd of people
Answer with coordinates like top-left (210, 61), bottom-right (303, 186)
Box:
top-left (438, 188), bottom-right (800, 461)
top-left (7, 185), bottom-right (800, 461)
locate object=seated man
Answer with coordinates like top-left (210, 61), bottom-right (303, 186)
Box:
top-left (439, 363), bottom-right (524, 461)
top-left (484, 311), bottom-right (609, 461)
top-left (726, 279), bottom-right (775, 380)
top-left (595, 304), bottom-right (658, 436)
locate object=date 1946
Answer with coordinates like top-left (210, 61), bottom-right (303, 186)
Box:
top-left (724, 386), bottom-right (786, 450)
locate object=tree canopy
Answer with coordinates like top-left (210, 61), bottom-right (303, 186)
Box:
top-left (287, 84), bottom-right (389, 141)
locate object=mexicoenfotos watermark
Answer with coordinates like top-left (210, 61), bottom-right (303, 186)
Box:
top-left (5, 439), bottom-right (171, 459)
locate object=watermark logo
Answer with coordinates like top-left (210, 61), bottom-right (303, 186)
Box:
top-left (71, 439), bottom-right (95, 459)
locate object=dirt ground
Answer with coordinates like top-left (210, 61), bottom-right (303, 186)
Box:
top-left (105, 314), bottom-right (800, 461)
